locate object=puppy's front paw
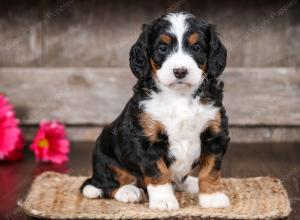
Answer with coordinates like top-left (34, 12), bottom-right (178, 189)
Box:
top-left (199, 192), bottom-right (230, 208)
top-left (149, 194), bottom-right (179, 210)
top-left (148, 183), bottom-right (179, 210)
top-left (114, 185), bottom-right (143, 203)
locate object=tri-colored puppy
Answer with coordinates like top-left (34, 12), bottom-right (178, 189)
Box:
top-left (81, 12), bottom-right (230, 210)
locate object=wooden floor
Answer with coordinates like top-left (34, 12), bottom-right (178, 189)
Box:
top-left (0, 142), bottom-right (299, 220)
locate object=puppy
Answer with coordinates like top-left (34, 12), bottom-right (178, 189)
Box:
top-left (81, 12), bottom-right (230, 210)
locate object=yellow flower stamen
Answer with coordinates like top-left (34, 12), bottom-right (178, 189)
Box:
top-left (38, 138), bottom-right (49, 148)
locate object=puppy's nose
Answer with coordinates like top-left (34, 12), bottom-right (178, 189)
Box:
top-left (173, 68), bottom-right (188, 79)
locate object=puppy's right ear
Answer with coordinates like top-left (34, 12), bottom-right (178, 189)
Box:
top-left (129, 24), bottom-right (150, 79)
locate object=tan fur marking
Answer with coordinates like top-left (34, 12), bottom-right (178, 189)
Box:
top-left (207, 111), bottom-right (222, 134)
top-left (111, 188), bottom-right (118, 198)
top-left (188, 32), bottom-right (199, 45)
top-left (150, 58), bottom-right (158, 74)
top-left (144, 158), bottom-right (172, 185)
top-left (110, 166), bottom-right (136, 186)
top-left (199, 64), bottom-right (207, 72)
top-left (160, 34), bottom-right (171, 44)
top-left (198, 154), bottom-right (222, 194)
top-left (139, 112), bottom-right (165, 142)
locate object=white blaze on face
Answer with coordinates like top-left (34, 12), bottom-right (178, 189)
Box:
top-left (155, 13), bottom-right (204, 92)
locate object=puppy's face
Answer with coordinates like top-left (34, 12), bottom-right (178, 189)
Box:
top-left (149, 14), bottom-right (207, 92)
top-left (129, 12), bottom-right (226, 93)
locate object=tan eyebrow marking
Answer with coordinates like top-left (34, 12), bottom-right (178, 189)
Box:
top-left (160, 34), bottom-right (172, 44)
top-left (187, 32), bottom-right (199, 45)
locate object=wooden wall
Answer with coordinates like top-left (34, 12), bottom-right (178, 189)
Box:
top-left (0, 0), bottom-right (299, 142)
top-left (1, 0), bottom-right (299, 67)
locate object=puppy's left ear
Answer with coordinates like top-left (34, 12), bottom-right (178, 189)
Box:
top-left (129, 24), bottom-right (150, 80)
top-left (207, 25), bottom-right (227, 78)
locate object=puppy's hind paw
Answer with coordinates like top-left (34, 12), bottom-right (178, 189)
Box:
top-left (114, 185), bottom-right (143, 203)
top-left (82, 184), bottom-right (103, 199)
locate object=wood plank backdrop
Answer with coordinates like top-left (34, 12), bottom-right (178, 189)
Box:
top-left (0, 0), bottom-right (299, 68)
top-left (0, 0), bottom-right (299, 142)
top-left (1, 67), bottom-right (299, 126)
top-left (1, 67), bottom-right (300, 142)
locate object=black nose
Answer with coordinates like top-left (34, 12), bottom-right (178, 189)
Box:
top-left (173, 68), bottom-right (188, 79)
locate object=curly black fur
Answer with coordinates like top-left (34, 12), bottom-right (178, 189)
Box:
top-left (81, 13), bottom-right (230, 198)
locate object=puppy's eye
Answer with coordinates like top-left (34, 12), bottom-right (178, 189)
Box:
top-left (158, 44), bottom-right (168, 54)
top-left (192, 44), bottom-right (201, 52)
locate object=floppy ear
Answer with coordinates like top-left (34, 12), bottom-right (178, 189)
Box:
top-left (206, 25), bottom-right (227, 78)
top-left (129, 24), bottom-right (150, 79)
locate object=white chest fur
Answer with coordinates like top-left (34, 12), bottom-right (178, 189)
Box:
top-left (141, 90), bottom-right (219, 182)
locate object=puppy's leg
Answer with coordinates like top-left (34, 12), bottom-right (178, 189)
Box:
top-left (110, 166), bottom-right (144, 203)
top-left (82, 164), bottom-right (144, 203)
top-left (81, 163), bottom-right (119, 199)
top-left (198, 154), bottom-right (229, 208)
top-left (198, 108), bottom-right (230, 208)
top-left (81, 178), bottom-right (103, 199)
top-left (81, 134), bottom-right (120, 199)
top-left (144, 158), bottom-right (179, 210)
top-left (81, 157), bottom-right (115, 199)
top-left (139, 113), bottom-right (178, 210)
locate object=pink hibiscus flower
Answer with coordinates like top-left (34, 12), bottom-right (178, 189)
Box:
top-left (30, 120), bottom-right (70, 164)
top-left (0, 95), bottom-right (24, 160)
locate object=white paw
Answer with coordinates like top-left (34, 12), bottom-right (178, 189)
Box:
top-left (176, 176), bottom-right (199, 193)
top-left (114, 185), bottom-right (143, 203)
top-left (199, 192), bottom-right (230, 208)
top-left (149, 195), bottom-right (179, 211)
top-left (82, 184), bottom-right (103, 199)
top-left (148, 183), bottom-right (179, 211)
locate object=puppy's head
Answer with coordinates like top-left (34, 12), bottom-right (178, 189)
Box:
top-left (129, 12), bottom-right (226, 93)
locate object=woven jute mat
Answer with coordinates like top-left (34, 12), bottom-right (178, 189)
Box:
top-left (20, 172), bottom-right (292, 219)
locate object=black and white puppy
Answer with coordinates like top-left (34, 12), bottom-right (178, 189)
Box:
top-left (81, 12), bottom-right (230, 210)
